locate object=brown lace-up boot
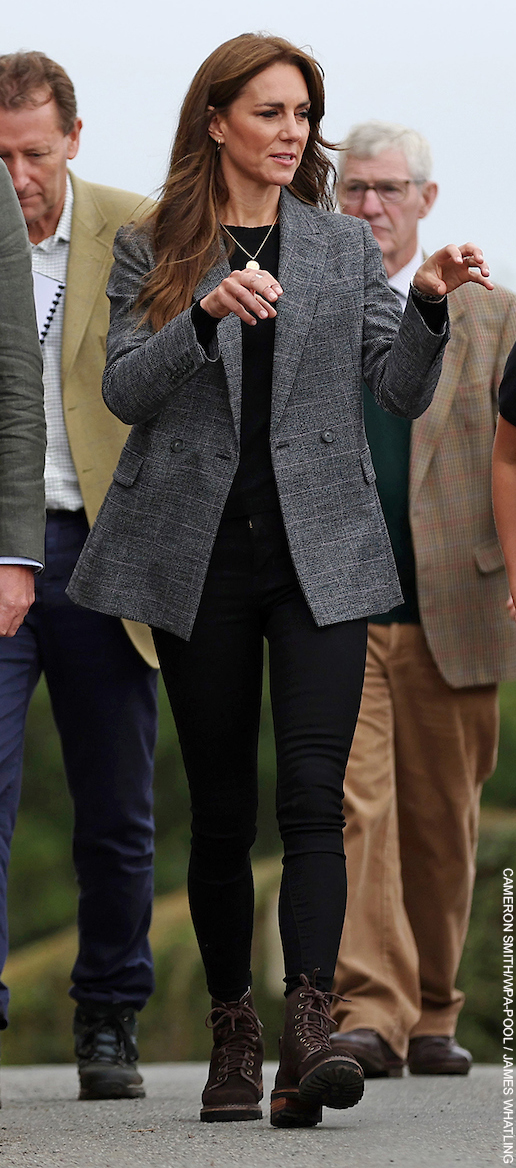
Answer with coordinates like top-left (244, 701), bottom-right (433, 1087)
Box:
top-left (270, 974), bottom-right (364, 1127)
top-left (200, 989), bottom-right (264, 1122)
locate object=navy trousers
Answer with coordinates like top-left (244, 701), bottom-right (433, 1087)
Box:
top-left (0, 510), bottom-right (158, 1024)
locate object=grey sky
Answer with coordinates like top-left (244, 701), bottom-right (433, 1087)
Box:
top-left (5, 0), bottom-right (516, 289)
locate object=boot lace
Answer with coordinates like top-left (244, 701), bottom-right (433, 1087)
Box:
top-left (294, 971), bottom-right (348, 1055)
top-left (205, 998), bottom-right (263, 1079)
top-left (76, 1010), bottom-right (138, 1065)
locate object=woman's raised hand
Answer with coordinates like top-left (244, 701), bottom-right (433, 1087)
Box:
top-left (200, 269), bottom-right (283, 326)
top-left (413, 243), bottom-right (494, 298)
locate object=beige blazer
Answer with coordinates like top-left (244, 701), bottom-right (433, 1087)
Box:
top-left (411, 281), bottom-right (516, 687)
top-left (62, 172), bottom-right (158, 667)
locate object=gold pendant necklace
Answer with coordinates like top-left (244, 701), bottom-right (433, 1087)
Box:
top-left (221, 215), bottom-right (279, 270)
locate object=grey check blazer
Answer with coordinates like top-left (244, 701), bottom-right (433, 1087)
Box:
top-left (68, 188), bottom-right (448, 639)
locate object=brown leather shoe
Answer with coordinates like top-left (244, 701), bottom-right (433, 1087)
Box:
top-left (408, 1035), bottom-right (472, 1075)
top-left (200, 990), bottom-right (264, 1122)
top-left (270, 974), bottom-right (364, 1128)
top-left (330, 1028), bottom-right (405, 1078)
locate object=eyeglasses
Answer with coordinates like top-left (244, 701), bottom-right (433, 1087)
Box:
top-left (340, 180), bottom-right (422, 206)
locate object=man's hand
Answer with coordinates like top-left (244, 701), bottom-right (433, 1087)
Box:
top-left (413, 243), bottom-right (494, 298)
top-left (0, 565), bottom-right (35, 636)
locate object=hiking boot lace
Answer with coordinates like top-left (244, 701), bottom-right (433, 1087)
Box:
top-left (76, 1010), bottom-right (138, 1064)
top-left (205, 999), bottom-right (263, 1080)
top-left (294, 972), bottom-right (348, 1055)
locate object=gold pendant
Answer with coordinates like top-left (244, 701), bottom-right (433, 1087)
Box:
top-left (246, 260), bottom-right (260, 271)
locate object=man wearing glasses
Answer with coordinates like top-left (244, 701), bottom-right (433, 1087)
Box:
top-left (331, 121), bottom-right (516, 1076)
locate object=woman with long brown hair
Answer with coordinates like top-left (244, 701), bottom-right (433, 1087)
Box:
top-left (69, 32), bottom-right (492, 1127)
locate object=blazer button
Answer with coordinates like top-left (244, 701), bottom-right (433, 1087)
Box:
top-left (171, 439), bottom-right (185, 453)
top-left (321, 429), bottom-right (335, 443)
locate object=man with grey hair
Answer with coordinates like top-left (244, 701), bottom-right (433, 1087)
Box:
top-left (330, 120), bottom-right (516, 1076)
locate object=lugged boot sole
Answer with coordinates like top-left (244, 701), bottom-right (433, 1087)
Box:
top-left (298, 1058), bottom-right (365, 1110)
top-left (79, 1080), bottom-right (145, 1100)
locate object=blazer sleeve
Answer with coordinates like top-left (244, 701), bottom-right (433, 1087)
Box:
top-left (0, 160), bottom-right (46, 562)
top-left (102, 226), bottom-right (220, 425)
top-left (360, 221), bottom-right (449, 419)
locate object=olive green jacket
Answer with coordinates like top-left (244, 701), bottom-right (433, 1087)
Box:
top-left (0, 159), bottom-right (46, 564)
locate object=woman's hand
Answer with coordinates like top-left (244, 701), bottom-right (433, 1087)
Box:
top-left (413, 243), bottom-right (494, 298)
top-left (201, 269), bottom-right (283, 326)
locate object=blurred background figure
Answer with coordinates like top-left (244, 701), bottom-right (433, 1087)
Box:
top-left (0, 51), bottom-right (159, 1100)
top-left (331, 120), bottom-right (516, 1077)
top-left (0, 157), bottom-right (45, 638)
top-left (493, 344), bottom-right (516, 618)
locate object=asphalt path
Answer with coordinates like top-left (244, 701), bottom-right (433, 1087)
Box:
top-left (0, 1062), bottom-right (499, 1168)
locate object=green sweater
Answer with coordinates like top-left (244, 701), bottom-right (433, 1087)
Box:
top-left (364, 384), bottom-right (420, 624)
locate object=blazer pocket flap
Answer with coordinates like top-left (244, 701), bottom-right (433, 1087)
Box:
top-left (113, 448), bottom-right (144, 487)
top-left (360, 448), bottom-right (376, 485)
top-left (474, 537), bottom-right (505, 574)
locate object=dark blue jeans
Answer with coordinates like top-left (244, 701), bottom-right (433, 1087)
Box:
top-left (154, 512), bottom-right (367, 1001)
top-left (0, 510), bottom-right (158, 1024)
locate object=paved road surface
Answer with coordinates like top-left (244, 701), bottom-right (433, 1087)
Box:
top-left (0, 1062), bottom-right (499, 1167)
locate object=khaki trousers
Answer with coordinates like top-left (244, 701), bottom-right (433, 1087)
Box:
top-left (332, 623), bottom-right (498, 1059)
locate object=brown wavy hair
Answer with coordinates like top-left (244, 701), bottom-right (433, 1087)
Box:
top-left (137, 33), bottom-right (336, 331)
top-left (0, 51), bottom-right (77, 135)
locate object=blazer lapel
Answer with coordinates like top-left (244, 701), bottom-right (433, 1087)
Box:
top-left (410, 295), bottom-right (468, 502)
top-left (271, 190), bottom-right (328, 432)
top-left (61, 172), bottom-right (112, 385)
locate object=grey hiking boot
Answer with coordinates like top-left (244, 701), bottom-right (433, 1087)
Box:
top-left (73, 1004), bottom-right (145, 1100)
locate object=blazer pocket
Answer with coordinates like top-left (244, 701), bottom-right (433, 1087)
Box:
top-left (360, 448), bottom-right (376, 485)
top-left (112, 447), bottom-right (144, 487)
top-left (474, 537), bottom-right (505, 574)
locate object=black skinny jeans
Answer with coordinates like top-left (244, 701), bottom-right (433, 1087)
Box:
top-left (153, 512), bottom-right (367, 1000)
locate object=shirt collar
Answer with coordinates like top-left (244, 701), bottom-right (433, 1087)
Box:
top-left (388, 245), bottom-right (424, 303)
top-left (32, 173), bottom-right (73, 251)
top-left (54, 172), bottom-right (73, 242)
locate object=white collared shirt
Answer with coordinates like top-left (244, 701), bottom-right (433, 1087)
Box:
top-left (31, 174), bottom-right (83, 512)
top-left (388, 246), bottom-right (424, 307)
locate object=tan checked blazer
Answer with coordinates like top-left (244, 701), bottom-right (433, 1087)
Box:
top-left (62, 171), bottom-right (158, 667)
top-left (410, 281), bottom-right (516, 687)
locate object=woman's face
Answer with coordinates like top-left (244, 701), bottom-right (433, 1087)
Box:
top-left (210, 63), bottom-right (311, 197)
